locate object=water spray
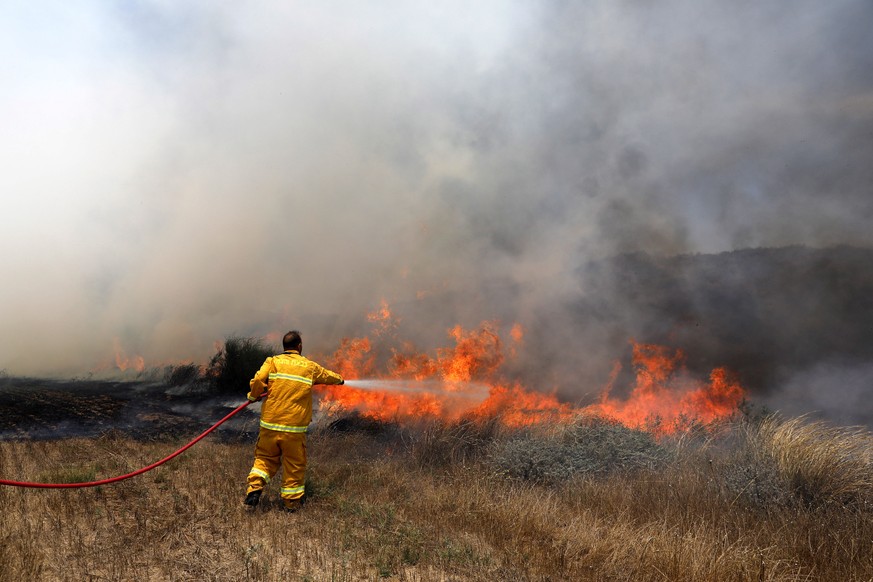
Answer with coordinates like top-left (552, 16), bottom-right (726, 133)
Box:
top-left (343, 378), bottom-right (490, 400)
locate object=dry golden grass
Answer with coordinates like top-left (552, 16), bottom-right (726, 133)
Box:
top-left (753, 416), bottom-right (873, 508)
top-left (1, 414), bottom-right (872, 581)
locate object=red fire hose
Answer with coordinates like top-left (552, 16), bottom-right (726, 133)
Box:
top-left (0, 396), bottom-right (260, 489)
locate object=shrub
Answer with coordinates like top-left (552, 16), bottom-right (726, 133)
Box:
top-left (37, 464), bottom-right (99, 484)
top-left (489, 415), bottom-right (669, 484)
top-left (163, 363), bottom-right (203, 387)
top-left (206, 336), bottom-right (274, 394)
top-left (405, 416), bottom-right (502, 468)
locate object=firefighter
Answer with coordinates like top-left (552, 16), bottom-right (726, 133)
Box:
top-left (243, 330), bottom-right (344, 512)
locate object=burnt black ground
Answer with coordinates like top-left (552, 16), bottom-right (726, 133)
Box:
top-left (0, 376), bottom-right (259, 442)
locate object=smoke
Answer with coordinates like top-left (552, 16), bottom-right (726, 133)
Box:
top-left (1, 0), bottom-right (871, 425)
top-left (760, 361), bottom-right (873, 428)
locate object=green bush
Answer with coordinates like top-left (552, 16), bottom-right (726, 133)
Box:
top-left (206, 336), bottom-right (275, 394)
top-left (37, 464), bottom-right (100, 484)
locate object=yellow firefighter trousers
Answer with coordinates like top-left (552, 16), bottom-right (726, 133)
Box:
top-left (246, 428), bottom-right (306, 500)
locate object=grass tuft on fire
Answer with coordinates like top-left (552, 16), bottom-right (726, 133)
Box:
top-left (2, 408), bottom-right (871, 580)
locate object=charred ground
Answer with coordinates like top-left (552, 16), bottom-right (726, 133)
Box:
top-left (0, 376), bottom-right (257, 441)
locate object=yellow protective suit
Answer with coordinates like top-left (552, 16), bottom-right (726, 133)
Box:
top-left (246, 350), bottom-right (344, 502)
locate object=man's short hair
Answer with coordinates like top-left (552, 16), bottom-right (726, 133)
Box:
top-left (283, 330), bottom-right (302, 351)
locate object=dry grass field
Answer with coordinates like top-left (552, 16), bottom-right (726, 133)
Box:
top-left (1, 412), bottom-right (872, 581)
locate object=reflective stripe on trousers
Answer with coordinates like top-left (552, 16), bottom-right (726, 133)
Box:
top-left (246, 427), bottom-right (307, 500)
top-left (248, 467), bottom-right (270, 483)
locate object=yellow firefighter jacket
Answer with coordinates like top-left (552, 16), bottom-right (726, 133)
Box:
top-left (247, 350), bottom-right (344, 433)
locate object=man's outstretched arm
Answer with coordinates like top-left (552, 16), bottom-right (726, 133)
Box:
top-left (312, 363), bottom-right (344, 386)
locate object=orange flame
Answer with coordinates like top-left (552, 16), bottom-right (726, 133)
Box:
top-left (586, 341), bottom-right (745, 432)
top-left (366, 299), bottom-right (397, 337)
top-left (440, 323), bottom-right (503, 383)
top-left (510, 323), bottom-right (524, 343)
top-left (508, 323), bottom-right (524, 358)
top-left (315, 304), bottom-right (747, 434)
top-left (331, 337), bottom-right (375, 380)
top-left (470, 383), bottom-right (575, 427)
top-left (112, 337), bottom-right (145, 373)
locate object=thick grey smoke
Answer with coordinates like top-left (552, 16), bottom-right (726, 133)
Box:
top-left (1, 0), bottom-right (871, 425)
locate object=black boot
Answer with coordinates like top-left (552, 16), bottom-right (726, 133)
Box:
top-left (243, 490), bottom-right (262, 508)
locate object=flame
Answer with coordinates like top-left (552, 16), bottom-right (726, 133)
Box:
top-left (319, 383), bottom-right (468, 422)
top-left (470, 383), bottom-right (575, 427)
top-left (112, 337), bottom-right (145, 373)
top-left (441, 323), bottom-right (503, 383)
top-left (586, 341), bottom-right (746, 432)
top-left (389, 342), bottom-right (439, 380)
top-left (315, 304), bottom-right (747, 434)
top-left (321, 322), bottom-right (511, 421)
top-left (331, 336), bottom-right (375, 380)
top-left (366, 299), bottom-right (397, 336)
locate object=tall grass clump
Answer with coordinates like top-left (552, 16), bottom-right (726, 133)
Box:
top-left (711, 414), bottom-right (873, 511)
top-left (753, 415), bottom-right (873, 508)
top-left (163, 362), bottom-right (203, 387)
top-left (488, 415), bottom-right (670, 484)
top-left (405, 416), bottom-right (502, 467)
top-left (206, 336), bottom-right (274, 394)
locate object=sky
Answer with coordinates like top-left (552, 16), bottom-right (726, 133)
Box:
top-left (1, 0), bottom-right (871, 379)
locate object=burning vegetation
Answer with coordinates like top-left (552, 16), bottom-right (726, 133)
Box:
top-left (97, 299), bottom-right (748, 438)
top-left (315, 302), bottom-right (746, 435)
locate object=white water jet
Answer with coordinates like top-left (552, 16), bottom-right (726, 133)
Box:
top-left (343, 378), bottom-right (490, 400)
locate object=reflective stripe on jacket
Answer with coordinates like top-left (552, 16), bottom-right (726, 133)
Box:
top-left (248, 350), bottom-right (344, 431)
